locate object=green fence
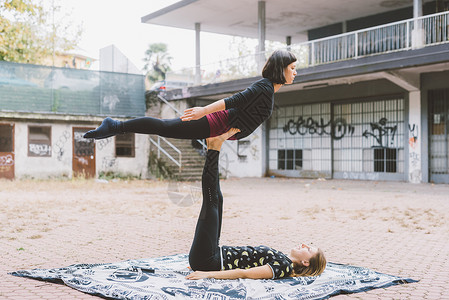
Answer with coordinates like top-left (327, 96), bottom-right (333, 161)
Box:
top-left (0, 61), bottom-right (145, 117)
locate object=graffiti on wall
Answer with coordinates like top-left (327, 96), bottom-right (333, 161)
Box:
top-left (237, 133), bottom-right (260, 161)
top-left (97, 138), bottom-right (112, 151)
top-left (0, 154), bottom-right (14, 167)
top-left (408, 123), bottom-right (421, 183)
top-left (408, 123), bottom-right (420, 168)
top-left (74, 131), bottom-right (94, 156)
top-left (103, 95), bottom-right (120, 111)
top-left (408, 124), bottom-right (419, 150)
top-left (75, 156), bottom-right (89, 165)
top-left (102, 157), bottom-right (117, 169)
top-left (362, 118), bottom-right (397, 147)
top-left (282, 117), bottom-right (355, 140)
top-left (29, 144), bottom-right (51, 156)
top-left (283, 116), bottom-right (403, 148)
top-left (53, 131), bottom-right (71, 161)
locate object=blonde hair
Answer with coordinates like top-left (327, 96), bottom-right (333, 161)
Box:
top-left (291, 248), bottom-right (326, 277)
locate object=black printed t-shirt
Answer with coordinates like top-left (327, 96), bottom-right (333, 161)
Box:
top-left (221, 245), bottom-right (293, 279)
top-left (224, 78), bottom-right (274, 140)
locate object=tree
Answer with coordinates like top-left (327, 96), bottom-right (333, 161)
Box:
top-left (0, 0), bottom-right (82, 64)
top-left (143, 43), bottom-right (172, 83)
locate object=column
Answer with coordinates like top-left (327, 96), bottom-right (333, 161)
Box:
top-left (195, 22), bottom-right (201, 85)
top-left (408, 91), bottom-right (422, 183)
top-left (257, 1), bottom-right (266, 72)
top-left (286, 36), bottom-right (291, 50)
top-left (412, 0), bottom-right (424, 48)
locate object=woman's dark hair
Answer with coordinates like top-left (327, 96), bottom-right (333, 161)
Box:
top-left (262, 49), bottom-right (297, 84)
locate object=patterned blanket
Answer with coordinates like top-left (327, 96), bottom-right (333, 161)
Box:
top-left (10, 253), bottom-right (417, 299)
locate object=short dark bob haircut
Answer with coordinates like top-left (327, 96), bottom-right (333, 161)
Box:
top-left (262, 49), bottom-right (297, 84)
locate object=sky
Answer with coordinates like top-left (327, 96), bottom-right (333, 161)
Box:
top-left (55, 0), bottom-right (256, 73)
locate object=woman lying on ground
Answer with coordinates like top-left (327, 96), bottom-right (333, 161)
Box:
top-left (83, 49), bottom-right (297, 141)
top-left (186, 128), bottom-right (326, 280)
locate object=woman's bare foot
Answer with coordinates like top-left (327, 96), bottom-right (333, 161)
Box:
top-left (206, 128), bottom-right (240, 151)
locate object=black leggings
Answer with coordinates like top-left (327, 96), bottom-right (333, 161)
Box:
top-left (188, 149), bottom-right (223, 271)
top-left (123, 117), bottom-right (210, 140)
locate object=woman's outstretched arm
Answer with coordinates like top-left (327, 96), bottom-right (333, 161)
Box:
top-left (186, 264), bottom-right (273, 280)
top-left (180, 99), bottom-right (226, 121)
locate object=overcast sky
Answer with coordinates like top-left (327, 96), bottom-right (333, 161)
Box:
top-left (55, 0), bottom-right (255, 73)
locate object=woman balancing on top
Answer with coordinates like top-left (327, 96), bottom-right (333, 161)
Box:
top-left (83, 49), bottom-right (297, 141)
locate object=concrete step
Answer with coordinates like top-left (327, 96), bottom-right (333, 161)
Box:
top-left (149, 136), bottom-right (206, 181)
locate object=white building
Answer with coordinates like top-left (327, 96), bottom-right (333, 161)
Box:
top-left (142, 0), bottom-right (449, 184)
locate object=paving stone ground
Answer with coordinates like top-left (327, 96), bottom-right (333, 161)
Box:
top-left (0, 177), bottom-right (448, 299)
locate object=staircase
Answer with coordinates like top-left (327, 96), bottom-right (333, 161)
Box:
top-left (149, 136), bottom-right (206, 181)
top-left (146, 92), bottom-right (207, 181)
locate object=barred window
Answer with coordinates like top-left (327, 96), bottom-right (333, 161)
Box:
top-left (278, 149), bottom-right (302, 170)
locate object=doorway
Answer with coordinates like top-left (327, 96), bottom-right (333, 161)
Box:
top-left (429, 88), bottom-right (449, 183)
top-left (0, 123), bottom-right (14, 179)
top-left (72, 127), bottom-right (96, 178)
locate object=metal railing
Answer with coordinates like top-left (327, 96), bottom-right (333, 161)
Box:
top-left (147, 94), bottom-right (207, 172)
top-left (149, 136), bottom-right (182, 171)
top-left (157, 94), bottom-right (207, 150)
top-left (166, 11), bottom-right (449, 86)
top-left (154, 94), bottom-right (238, 173)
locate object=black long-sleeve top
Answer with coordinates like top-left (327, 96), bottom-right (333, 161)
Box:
top-left (224, 78), bottom-right (275, 140)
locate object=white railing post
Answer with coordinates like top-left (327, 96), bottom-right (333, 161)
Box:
top-left (406, 20), bottom-right (410, 49)
top-left (311, 42), bottom-right (315, 66)
top-left (149, 136), bottom-right (182, 171)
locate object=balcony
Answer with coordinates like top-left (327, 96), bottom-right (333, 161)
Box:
top-left (166, 11), bottom-right (449, 88)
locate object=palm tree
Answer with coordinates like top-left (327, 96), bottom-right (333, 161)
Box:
top-left (143, 43), bottom-right (173, 83)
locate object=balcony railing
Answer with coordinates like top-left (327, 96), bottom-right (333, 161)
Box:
top-left (166, 10), bottom-right (449, 87)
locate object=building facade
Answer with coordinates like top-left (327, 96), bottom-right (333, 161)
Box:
top-left (146, 0), bottom-right (449, 183)
top-left (211, 48), bottom-right (449, 184)
top-left (0, 61), bottom-right (147, 180)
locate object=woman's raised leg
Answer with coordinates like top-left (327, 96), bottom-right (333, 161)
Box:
top-left (83, 116), bottom-right (210, 140)
top-left (188, 148), bottom-right (222, 271)
top-left (188, 128), bottom-right (239, 271)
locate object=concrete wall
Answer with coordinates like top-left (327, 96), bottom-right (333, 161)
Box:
top-left (15, 122), bottom-right (73, 178)
top-left (11, 120), bottom-right (149, 179)
top-left (219, 126), bottom-right (264, 178)
top-left (94, 134), bottom-right (149, 179)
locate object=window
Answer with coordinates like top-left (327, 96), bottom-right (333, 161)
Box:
top-left (0, 124), bottom-right (13, 152)
top-left (278, 149), bottom-right (302, 170)
top-left (115, 133), bottom-right (135, 157)
top-left (374, 148), bottom-right (397, 173)
top-left (28, 126), bottom-right (51, 157)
